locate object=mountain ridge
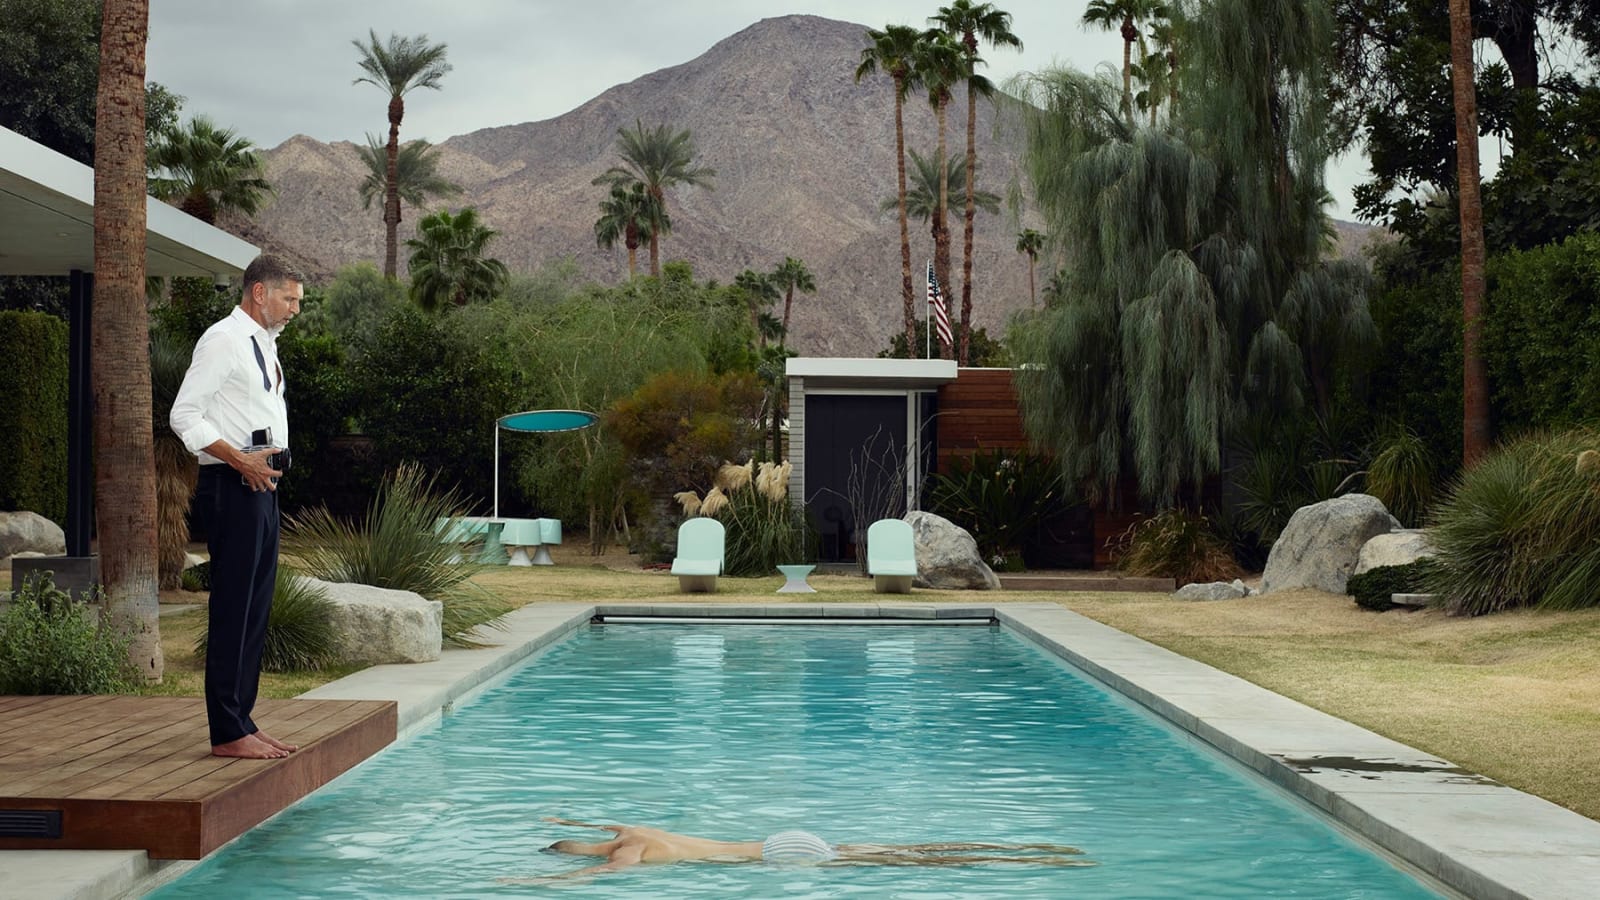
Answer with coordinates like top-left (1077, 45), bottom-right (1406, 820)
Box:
top-left (237, 14), bottom-right (1375, 357)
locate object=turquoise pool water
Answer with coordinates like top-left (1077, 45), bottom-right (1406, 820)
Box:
top-left (152, 624), bottom-right (1441, 898)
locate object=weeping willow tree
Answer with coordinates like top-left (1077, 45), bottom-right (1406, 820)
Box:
top-left (1009, 0), bottom-right (1373, 508)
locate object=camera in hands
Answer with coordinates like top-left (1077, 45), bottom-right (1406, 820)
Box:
top-left (243, 428), bottom-right (291, 486)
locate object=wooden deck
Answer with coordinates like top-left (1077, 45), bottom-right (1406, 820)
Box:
top-left (0, 695), bottom-right (395, 859)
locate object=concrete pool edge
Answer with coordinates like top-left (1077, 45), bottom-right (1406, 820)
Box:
top-left (35, 600), bottom-right (1597, 900)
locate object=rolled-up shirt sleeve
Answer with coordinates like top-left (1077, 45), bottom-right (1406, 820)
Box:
top-left (170, 329), bottom-right (229, 455)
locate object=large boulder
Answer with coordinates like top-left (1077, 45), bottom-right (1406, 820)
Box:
top-left (904, 511), bottom-right (1001, 590)
top-left (0, 511), bottom-right (66, 559)
top-left (1261, 494), bottom-right (1402, 594)
top-left (303, 577), bottom-right (442, 664)
top-left (1354, 530), bottom-right (1436, 576)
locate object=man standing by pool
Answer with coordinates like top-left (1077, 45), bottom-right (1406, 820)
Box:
top-left (171, 254), bottom-right (302, 760)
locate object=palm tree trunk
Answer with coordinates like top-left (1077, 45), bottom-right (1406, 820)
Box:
top-left (959, 81), bottom-right (978, 366)
top-left (934, 98), bottom-right (953, 360)
top-left (781, 287), bottom-right (794, 344)
top-left (1028, 256), bottom-right (1037, 309)
top-left (385, 96), bottom-right (404, 280)
top-left (1450, 0), bottom-right (1490, 464)
top-left (894, 76), bottom-right (916, 354)
top-left (1121, 19), bottom-right (1135, 124)
top-left (94, 0), bottom-right (163, 681)
top-left (155, 435), bottom-right (196, 590)
top-left (648, 234), bottom-right (661, 277)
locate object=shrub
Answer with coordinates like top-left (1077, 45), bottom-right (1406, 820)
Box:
top-left (929, 448), bottom-right (1066, 570)
top-left (181, 560), bottom-right (212, 592)
top-left (1427, 427), bottom-right (1600, 615)
top-left (1365, 425), bottom-right (1436, 528)
top-left (285, 463), bottom-right (511, 646)
top-left (350, 306), bottom-right (518, 511)
top-left (194, 567), bottom-right (339, 672)
top-left (1347, 560), bottom-right (1437, 612)
top-left (1113, 509), bottom-right (1239, 585)
top-left (0, 310), bottom-right (68, 523)
top-left (676, 461), bottom-right (813, 576)
top-left (0, 573), bottom-right (135, 694)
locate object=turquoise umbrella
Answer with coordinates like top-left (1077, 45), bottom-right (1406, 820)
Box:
top-left (494, 409), bottom-right (599, 517)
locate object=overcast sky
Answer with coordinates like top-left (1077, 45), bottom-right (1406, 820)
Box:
top-left (145, 0), bottom-right (1372, 216)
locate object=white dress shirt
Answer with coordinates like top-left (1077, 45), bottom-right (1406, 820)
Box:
top-left (170, 306), bottom-right (290, 466)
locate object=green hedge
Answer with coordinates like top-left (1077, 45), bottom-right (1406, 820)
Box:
top-left (0, 310), bottom-right (68, 521)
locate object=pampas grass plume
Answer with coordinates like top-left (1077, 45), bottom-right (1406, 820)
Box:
top-left (674, 490), bottom-right (703, 517)
top-left (1578, 450), bottom-right (1600, 478)
top-left (701, 485), bottom-right (729, 517)
top-left (716, 460), bottom-right (754, 492)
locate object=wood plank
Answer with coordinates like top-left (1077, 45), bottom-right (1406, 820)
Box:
top-left (143, 701), bottom-right (365, 801)
top-left (164, 703), bottom-right (379, 801)
top-left (0, 696), bottom-right (183, 759)
top-left (4, 707), bottom-right (216, 796)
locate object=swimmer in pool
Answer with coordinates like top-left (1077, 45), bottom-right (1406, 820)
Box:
top-left (501, 817), bottom-right (1093, 882)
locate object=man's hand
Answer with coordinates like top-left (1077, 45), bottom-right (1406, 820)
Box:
top-left (237, 446), bottom-right (283, 492)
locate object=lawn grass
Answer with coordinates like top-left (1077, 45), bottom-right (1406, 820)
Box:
top-left (93, 543), bottom-right (1600, 822)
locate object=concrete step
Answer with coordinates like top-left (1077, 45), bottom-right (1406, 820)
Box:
top-left (1000, 574), bottom-right (1175, 593)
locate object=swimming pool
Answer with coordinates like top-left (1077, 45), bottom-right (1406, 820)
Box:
top-left (151, 623), bottom-right (1442, 898)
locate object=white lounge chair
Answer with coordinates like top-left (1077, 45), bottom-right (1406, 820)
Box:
top-left (671, 517), bottom-right (725, 593)
top-left (867, 518), bottom-right (917, 593)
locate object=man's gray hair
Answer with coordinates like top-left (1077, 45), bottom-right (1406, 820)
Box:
top-left (240, 254), bottom-right (304, 297)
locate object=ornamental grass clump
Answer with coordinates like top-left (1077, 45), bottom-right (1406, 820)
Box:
top-left (0, 574), bottom-right (135, 695)
top-left (1113, 508), bottom-right (1239, 586)
top-left (286, 462), bottom-right (510, 646)
top-left (194, 567), bottom-right (340, 672)
top-left (1427, 427), bottom-right (1600, 615)
top-left (675, 460), bottom-right (812, 576)
top-left (928, 448), bottom-right (1066, 570)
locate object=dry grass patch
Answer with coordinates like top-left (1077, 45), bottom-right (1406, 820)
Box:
top-left (1058, 589), bottom-right (1600, 821)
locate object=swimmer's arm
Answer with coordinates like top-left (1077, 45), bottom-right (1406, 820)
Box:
top-left (497, 845), bottom-right (645, 883)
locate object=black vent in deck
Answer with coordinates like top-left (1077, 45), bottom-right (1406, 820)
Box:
top-left (0, 809), bottom-right (63, 839)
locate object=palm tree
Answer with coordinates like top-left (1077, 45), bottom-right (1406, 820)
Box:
top-left (94, 0), bottom-right (163, 680)
top-left (769, 256), bottom-right (816, 347)
top-left (147, 115), bottom-right (273, 225)
top-left (593, 180), bottom-right (661, 278)
top-left (1015, 229), bottom-right (1045, 308)
top-left (352, 30), bottom-right (451, 280)
top-left (357, 135), bottom-right (461, 214)
top-left (1081, 0), bottom-right (1156, 123)
top-left (933, 1), bottom-right (1021, 365)
top-left (855, 24), bottom-right (925, 354)
top-left (1448, 0), bottom-right (1489, 464)
top-left (405, 208), bottom-right (508, 311)
top-left (883, 150), bottom-right (1001, 235)
top-left (592, 120), bottom-right (715, 277)
top-left (914, 30), bottom-right (968, 360)
top-left (733, 269), bottom-right (779, 346)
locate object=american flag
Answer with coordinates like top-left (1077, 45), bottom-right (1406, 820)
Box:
top-left (927, 261), bottom-right (953, 350)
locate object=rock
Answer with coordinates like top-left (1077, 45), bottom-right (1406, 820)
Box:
top-left (1175, 580), bottom-right (1249, 601)
top-left (904, 511), bottom-right (1001, 590)
top-left (185, 552), bottom-right (207, 570)
top-left (1354, 530), bottom-right (1436, 576)
top-left (0, 511), bottom-right (66, 558)
top-left (1261, 494), bottom-right (1402, 595)
top-left (303, 576), bottom-right (442, 664)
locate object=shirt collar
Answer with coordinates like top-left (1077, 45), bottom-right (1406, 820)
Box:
top-left (228, 304), bottom-right (270, 341)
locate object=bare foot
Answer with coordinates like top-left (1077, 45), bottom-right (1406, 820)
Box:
top-left (256, 731), bottom-right (299, 752)
top-left (212, 734), bottom-right (290, 759)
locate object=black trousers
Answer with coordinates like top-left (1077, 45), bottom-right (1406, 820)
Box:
top-left (196, 464), bottom-right (279, 746)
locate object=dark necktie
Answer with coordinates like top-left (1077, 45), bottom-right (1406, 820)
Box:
top-left (250, 337), bottom-right (272, 391)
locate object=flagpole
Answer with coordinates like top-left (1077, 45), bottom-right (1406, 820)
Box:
top-left (924, 260), bottom-right (931, 360)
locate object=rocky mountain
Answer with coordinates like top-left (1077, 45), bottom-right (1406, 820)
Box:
top-left (241, 14), bottom-right (1375, 358)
